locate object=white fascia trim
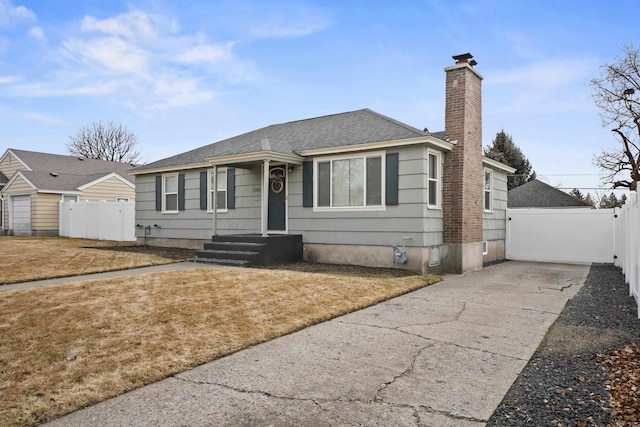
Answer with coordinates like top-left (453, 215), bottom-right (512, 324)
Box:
top-left (77, 172), bottom-right (135, 190)
top-left (206, 151), bottom-right (304, 166)
top-left (0, 149), bottom-right (31, 171)
top-left (2, 171), bottom-right (36, 192)
top-left (483, 157), bottom-right (516, 173)
top-left (128, 162), bottom-right (211, 176)
top-left (298, 136), bottom-right (453, 157)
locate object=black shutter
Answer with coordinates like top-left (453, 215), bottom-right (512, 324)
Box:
top-left (386, 152), bottom-right (399, 206)
top-left (303, 161), bottom-right (313, 207)
top-left (178, 173), bottom-right (186, 211)
top-left (199, 171), bottom-right (207, 210)
top-left (155, 175), bottom-right (162, 211)
top-left (227, 168), bottom-right (235, 209)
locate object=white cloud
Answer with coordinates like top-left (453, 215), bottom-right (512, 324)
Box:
top-left (246, 7), bottom-right (331, 39)
top-left (62, 36), bottom-right (149, 75)
top-left (484, 57), bottom-right (597, 116)
top-left (0, 0), bottom-right (35, 28)
top-left (28, 26), bottom-right (45, 41)
top-left (176, 43), bottom-right (234, 65)
top-left (0, 74), bottom-right (19, 84)
top-left (1, 4), bottom-right (322, 111)
top-left (80, 10), bottom-right (156, 41)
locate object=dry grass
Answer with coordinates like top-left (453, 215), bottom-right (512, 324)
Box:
top-left (0, 237), bottom-right (189, 284)
top-left (0, 265), bottom-right (440, 426)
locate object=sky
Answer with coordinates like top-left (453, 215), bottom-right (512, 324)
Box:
top-left (1, 0), bottom-right (638, 199)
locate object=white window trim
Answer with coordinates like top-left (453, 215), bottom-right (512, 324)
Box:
top-left (484, 168), bottom-right (493, 213)
top-left (115, 196), bottom-right (130, 202)
top-left (162, 172), bottom-right (179, 214)
top-left (427, 149), bottom-right (442, 209)
top-left (482, 241), bottom-right (489, 255)
top-left (312, 151), bottom-right (386, 212)
top-left (208, 167), bottom-right (228, 213)
top-left (61, 195), bottom-right (79, 203)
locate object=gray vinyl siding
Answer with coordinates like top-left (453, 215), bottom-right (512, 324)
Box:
top-left (135, 167), bottom-right (263, 240)
top-left (135, 144), bottom-right (446, 247)
top-left (483, 168), bottom-right (509, 241)
top-left (289, 145), bottom-right (443, 248)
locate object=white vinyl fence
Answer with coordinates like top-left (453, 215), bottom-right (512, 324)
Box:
top-left (506, 208), bottom-right (616, 264)
top-left (59, 201), bottom-right (135, 242)
top-left (614, 192), bottom-right (640, 317)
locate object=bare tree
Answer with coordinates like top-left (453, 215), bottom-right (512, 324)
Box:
top-left (591, 44), bottom-right (640, 191)
top-left (67, 121), bottom-right (141, 164)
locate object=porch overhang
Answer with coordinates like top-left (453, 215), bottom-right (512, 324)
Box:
top-left (205, 151), bottom-right (305, 167)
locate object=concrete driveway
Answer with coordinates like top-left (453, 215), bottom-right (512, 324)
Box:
top-left (46, 261), bottom-right (589, 426)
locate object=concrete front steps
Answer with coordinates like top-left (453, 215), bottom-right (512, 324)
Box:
top-left (190, 234), bottom-right (303, 267)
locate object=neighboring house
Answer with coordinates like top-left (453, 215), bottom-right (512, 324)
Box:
top-left (0, 149), bottom-right (136, 236)
top-left (508, 179), bottom-right (592, 208)
top-left (131, 53), bottom-right (515, 274)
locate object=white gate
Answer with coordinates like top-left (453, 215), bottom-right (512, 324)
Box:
top-left (506, 208), bottom-right (616, 264)
top-left (59, 201), bottom-right (135, 242)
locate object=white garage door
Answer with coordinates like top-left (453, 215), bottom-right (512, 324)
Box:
top-left (11, 195), bottom-right (31, 236)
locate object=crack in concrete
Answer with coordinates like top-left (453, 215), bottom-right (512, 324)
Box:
top-left (173, 375), bottom-right (323, 406)
top-left (174, 373), bottom-right (487, 425)
top-left (375, 343), bottom-right (433, 402)
top-left (415, 404), bottom-right (488, 424)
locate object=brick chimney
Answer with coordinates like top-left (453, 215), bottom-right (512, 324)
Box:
top-left (441, 53), bottom-right (484, 273)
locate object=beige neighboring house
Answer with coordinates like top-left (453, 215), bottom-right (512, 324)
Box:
top-left (0, 149), bottom-right (136, 236)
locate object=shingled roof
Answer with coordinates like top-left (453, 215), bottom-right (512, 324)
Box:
top-left (508, 179), bottom-right (592, 208)
top-left (3, 149), bottom-right (135, 192)
top-left (133, 109), bottom-right (444, 172)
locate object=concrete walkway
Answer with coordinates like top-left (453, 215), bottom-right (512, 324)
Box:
top-left (1, 262), bottom-right (216, 292)
top-left (45, 261), bottom-right (589, 426)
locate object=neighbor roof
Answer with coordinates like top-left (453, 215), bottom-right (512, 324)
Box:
top-left (133, 109), bottom-right (447, 173)
top-left (2, 149), bottom-right (135, 192)
top-left (508, 179), bottom-right (591, 208)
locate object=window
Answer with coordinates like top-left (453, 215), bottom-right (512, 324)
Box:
top-left (209, 168), bottom-right (227, 211)
top-left (116, 197), bottom-right (130, 202)
top-left (484, 169), bottom-right (493, 212)
top-left (482, 241), bottom-right (489, 255)
top-left (62, 195), bottom-right (78, 203)
top-left (428, 151), bottom-right (440, 207)
top-left (163, 173), bottom-right (179, 213)
top-left (315, 153), bottom-right (383, 209)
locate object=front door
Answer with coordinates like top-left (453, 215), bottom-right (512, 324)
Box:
top-left (268, 166), bottom-right (286, 232)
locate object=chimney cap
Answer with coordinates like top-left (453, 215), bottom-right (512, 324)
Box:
top-left (452, 53), bottom-right (476, 66)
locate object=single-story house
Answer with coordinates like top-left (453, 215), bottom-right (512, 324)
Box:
top-left (131, 53), bottom-right (515, 274)
top-left (508, 179), bottom-right (592, 208)
top-left (0, 149), bottom-right (136, 236)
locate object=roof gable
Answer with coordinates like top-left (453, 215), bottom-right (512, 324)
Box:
top-left (508, 179), bottom-right (591, 208)
top-left (1, 149), bottom-right (135, 192)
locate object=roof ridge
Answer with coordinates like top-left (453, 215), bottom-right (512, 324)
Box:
top-left (360, 108), bottom-right (427, 137)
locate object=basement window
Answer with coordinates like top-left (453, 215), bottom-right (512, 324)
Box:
top-left (482, 241), bottom-right (488, 255)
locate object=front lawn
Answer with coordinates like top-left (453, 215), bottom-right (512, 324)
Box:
top-left (0, 237), bottom-right (191, 284)
top-left (0, 264), bottom-right (439, 426)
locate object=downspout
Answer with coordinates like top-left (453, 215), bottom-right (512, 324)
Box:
top-left (212, 165), bottom-right (218, 236)
top-left (0, 195), bottom-right (3, 234)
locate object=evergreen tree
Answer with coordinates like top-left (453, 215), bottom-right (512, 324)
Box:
top-left (484, 130), bottom-right (535, 190)
top-left (569, 188), bottom-right (584, 200)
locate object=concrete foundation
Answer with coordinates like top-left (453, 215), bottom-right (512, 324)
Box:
top-left (303, 243), bottom-right (440, 275)
top-left (483, 239), bottom-right (506, 264)
top-left (441, 241), bottom-right (484, 274)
